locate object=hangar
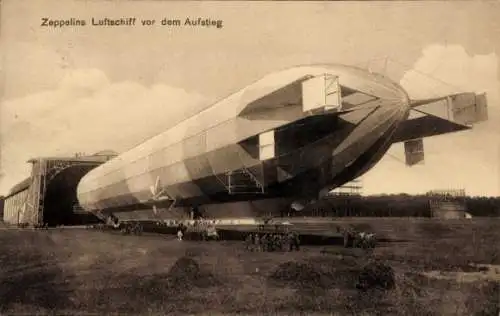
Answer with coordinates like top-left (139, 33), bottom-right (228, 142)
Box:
top-left (3, 151), bottom-right (117, 227)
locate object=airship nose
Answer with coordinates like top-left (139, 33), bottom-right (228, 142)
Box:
top-left (397, 86), bottom-right (411, 118)
top-left (336, 65), bottom-right (410, 116)
top-left (398, 85), bottom-right (411, 111)
top-left (375, 72), bottom-right (411, 116)
top-left (395, 88), bottom-right (411, 119)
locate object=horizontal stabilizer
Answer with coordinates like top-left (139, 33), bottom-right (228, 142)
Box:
top-left (392, 114), bottom-right (470, 143)
top-left (404, 138), bottom-right (425, 166)
top-left (393, 92), bottom-right (488, 144)
top-left (410, 92), bottom-right (488, 125)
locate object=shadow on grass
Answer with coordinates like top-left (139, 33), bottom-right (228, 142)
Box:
top-left (0, 234), bottom-right (72, 313)
top-left (71, 255), bottom-right (225, 314)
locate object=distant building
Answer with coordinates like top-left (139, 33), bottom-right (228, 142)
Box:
top-left (427, 189), bottom-right (470, 219)
top-left (328, 179), bottom-right (363, 196)
top-left (0, 196), bottom-right (4, 221)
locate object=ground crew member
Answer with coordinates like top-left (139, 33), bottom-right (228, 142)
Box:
top-left (287, 232), bottom-right (294, 251)
top-left (282, 233), bottom-right (290, 252)
top-left (267, 234), bottom-right (274, 252)
top-left (261, 234), bottom-right (269, 252)
top-left (356, 231), bottom-right (366, 248)
top-left (245, 233), bottom-right (253, 251)
top-left (294, 233), bottom-right (300, 251)
top-left (343, 228), bottom-right (355, 248)
top-left (254, 234), bottom-right (261, 251)
top-left (273, 234), bottom-right (281, 251)
top-left (277, 234), bottom-right (285, 251)
top-left (268, 234), bottom-right (275, 251)
top-left (288, 231), bottom-right (300, 251)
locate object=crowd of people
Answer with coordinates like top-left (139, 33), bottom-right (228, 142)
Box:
top-left (244, 232), bottom-right (300, 252)
top-left (173, 216), bottom-right (302, 250)
top-left (342, 228), bottom-right (377, 248)
top-left (176, 221), bottom-right (220, 241)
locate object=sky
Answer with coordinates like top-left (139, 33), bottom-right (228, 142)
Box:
top-left (1, 0), bottom-right (500, 196)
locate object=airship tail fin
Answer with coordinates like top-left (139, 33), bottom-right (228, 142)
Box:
top-left (393, 92), bottom-right (488, 166)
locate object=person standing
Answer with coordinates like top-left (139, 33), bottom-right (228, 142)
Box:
top-left (288, 231), bottom-right (300, 251)
top-left (254, 234), bottom-right (261, 252)
top-left (245, 233), bottom-right (253, 251)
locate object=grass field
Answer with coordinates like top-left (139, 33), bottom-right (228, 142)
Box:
top-left (0, 218), bottom-right (499, 315)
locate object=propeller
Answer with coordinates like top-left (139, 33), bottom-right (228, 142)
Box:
top-left (148, 176), bottom-right (177, 216)
top-left (150, 176), bottom-right (165, 216)
top-left (150, 176), bottom-right (165, 200)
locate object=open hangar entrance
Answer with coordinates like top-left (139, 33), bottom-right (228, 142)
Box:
top-left (42, 164), bottom-right (102, 226)
top-left (2, 151), bottom-right (116, 227)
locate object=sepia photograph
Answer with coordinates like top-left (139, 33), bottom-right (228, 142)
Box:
top-left (0, 0), bottom-right (499, 314)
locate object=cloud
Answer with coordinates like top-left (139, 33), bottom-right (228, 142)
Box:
top-left (363, 44), bottom-right (500, 196)
top-left (400, 45), bottom-right (499, 99)
top-left (0, 68), bottom-right (208, 195)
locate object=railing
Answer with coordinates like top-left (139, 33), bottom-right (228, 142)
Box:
top-left (227, 167), bottom-right (265, 194)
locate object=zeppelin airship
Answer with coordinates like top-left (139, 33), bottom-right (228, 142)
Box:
top-left (76, 64), bottom-right (488, 223)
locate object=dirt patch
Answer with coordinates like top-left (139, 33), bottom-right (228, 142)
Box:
top-left (422, 264), bottom-right (500, 283)
top-left (420, 263), bottom-right (500, 284)
top-left (356, 262), bottom-right (395, 291)
top-left (166, 256), bottom-right (221, 289)
top-left (268, 258), bottom-right (395, 293)
top-left (124, 256), bottom-right (221, 298)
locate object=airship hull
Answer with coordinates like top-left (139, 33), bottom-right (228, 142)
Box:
top-left (76, 64), bottom-right (410, 222)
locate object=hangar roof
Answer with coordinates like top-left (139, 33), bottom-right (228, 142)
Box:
top-left (27, 151), bottom-right (118, 164)
top-left (8, 177), bottom-right (31, 196)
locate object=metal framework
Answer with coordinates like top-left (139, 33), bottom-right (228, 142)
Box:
top-left (227, 167), bottom-right (265, 195)
top-left (328, 179), bottom-right (363, 196)
top-left (426, 189), bottom-right (468, 217)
